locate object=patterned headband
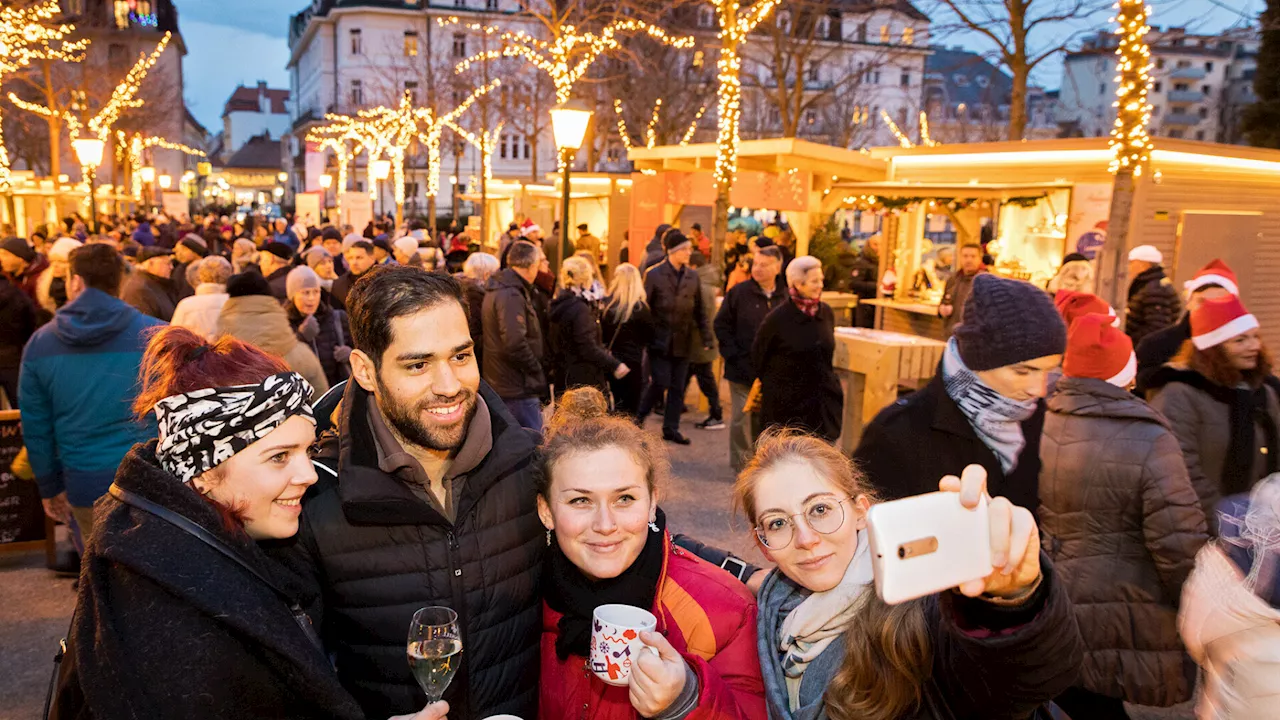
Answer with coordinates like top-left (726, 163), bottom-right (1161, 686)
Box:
top-left (155, 372), bottom-right (315, 484)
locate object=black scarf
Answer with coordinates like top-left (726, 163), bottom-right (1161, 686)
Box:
top-left (544, 508), bottom-right (667, 661)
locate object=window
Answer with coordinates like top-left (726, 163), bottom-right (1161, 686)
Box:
top-left (767, 107), bottom-right (781, 127)
top-left (500, 134), bottom-right (509, 159)
top-left (452, 33), bottom-right (467, 58)
top-left (953, 73), bottom-right (968, 87)
top-left (1156, 58), bottom-right (1165, 69)
top-left (902, 27), bottom-right (914, 45)
top-left (804, 109), bottom-right (817, 126)
top-left (405, 31), bottom-right (419, 57)
top-left (975, 75), bottom-right (989, 88)
top-left (406, 182), bottom-right (420, 197)
top-left (523, 137), bottom-right (530, 159)
top-left (872, 69), bottom-right (881, 84)
top-left (350, 29), bottom-right (363, 55)
top-left (454, 0), bottom-right (466, 6)
top-left (1099, 83), bottom-right (1106, 93)
top-left (1202, 84), bottom-right (1212, 96)
top-left (1205, 61), bottom-right (1214, 71)
top-left (486, 0), bottom-right (499, 8)
top-left (351, 79), bottom-right (363, 106)
top-left (777, 10), bottom-right (792, 33)
top-left (879, 25), bottom-right (890, 42)
top-left (1153, 81), bottom-right (1162, 92)
top-left (698, 6), bottom-right (714, 28)
top-left (1196, 130), bottom-right (1205, 140)
top-left (900, 71), bottom-right (910, 87)
top-left (405, 80), bottom-right (419, 104)
top-left (857, 22), bottom-right (867, 42)
top-left (107, 43), bottom-right (129, 70)
top-left (871, 105), bottom-right (879, 126)
top-left (1198, 106), bottom-right (1208, 119)
top-left (1174, 82), bottom-right (1189, 91)
top-left (807, 62), bottom-right (820, 83)
top-left (1177, 59), bottom-right (1191, 68)
top-left (692, 50), bottom-right (705, 69)
top-left (113, 0), bottom-right (129, 28)
top-left (1152, 105), bottom-right (1160, 116)
top-left (1168, 129), bottom-right (1184, 138)
top-left (815, 16), bottom-right (831, 39)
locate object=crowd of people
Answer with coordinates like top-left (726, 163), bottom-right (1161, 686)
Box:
top-left (1, 207), bottom-right (1277, 720)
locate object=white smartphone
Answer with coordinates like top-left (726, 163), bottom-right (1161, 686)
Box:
top-left (866, 491), bottom-right (993, 605)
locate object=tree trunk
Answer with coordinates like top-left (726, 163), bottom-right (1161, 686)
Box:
top-left (427, 194), bottom-right (437, 232)
top-left (1096, 170), bottom-right (1136, 310)
top-left (713, 189), bottom-right (728, 271)
top-left (1008, 65), bottom-right (1029, 141)
top-left (43, 61), bottom-right (61, 180)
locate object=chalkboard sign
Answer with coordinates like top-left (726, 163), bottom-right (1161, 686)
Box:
top-left (0, 411), bottom-right (46, 545)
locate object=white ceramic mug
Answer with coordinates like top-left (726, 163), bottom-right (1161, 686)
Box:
top-left (478, 716), bottom-right (523, 720)
top-left (589, 604), bottom-right (658, 686)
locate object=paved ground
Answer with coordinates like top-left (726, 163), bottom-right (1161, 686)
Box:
top-left (0, 388), bottom-right (1189, 719)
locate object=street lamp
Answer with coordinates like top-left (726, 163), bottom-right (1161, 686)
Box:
top-left (550, 98), bottom-right (593, 273)
top-left (371, 159), bottom-right (391, 217)
top-left (72, 137), bottom-right (105, 233)
top-left (277, 171), bottom-right (288, 183)
top-left (159, 174), bottom-right (172, 190)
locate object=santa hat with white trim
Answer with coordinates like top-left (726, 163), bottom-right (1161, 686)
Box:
top-left (1054, 290), bottom-right (1119, 328)
top-left (1063, 313), bottom-right (1137, 388)
top-left (1183, 258), bottom-right (1240, 297)
top-left (1191, 295), bottom-right (1258, 350)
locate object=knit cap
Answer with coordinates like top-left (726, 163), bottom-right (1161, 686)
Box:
top-left (1063, 313), bottom-right (1136, 387)
top-left (226, 271), bottom-right (273, 298)
top-left (1, 236), bottom-right (36, 262)
top-left (342, 233), bottom-right (364, 251)
top-left (321, 227), bottom-right (343, 242)
top-left (49, 237), bottom-right (83, 262)
top-left (954, 273), bottom-right (1067, 371)
top-left (286, 266), bottom-right (321, 300)
top-left (302, 245), bottom-right (331, 270)
top-left (663, 229), bottom-right (691, 253)
top-left (179, 234), bottom-right (209, 257)
top-left (393, 236), bottom-right (419, 258)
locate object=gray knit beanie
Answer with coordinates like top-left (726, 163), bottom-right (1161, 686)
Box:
top-left (286, 265), bottom-right (321, 300)
top-left (954, 273), bottom-right (1067, 371)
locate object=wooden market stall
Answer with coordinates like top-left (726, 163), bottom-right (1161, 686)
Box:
top-left (0, 171), bottom-right (131, 236)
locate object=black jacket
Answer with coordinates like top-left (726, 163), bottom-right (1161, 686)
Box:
top-left (461, 275), bottom-right (487, 367)
top-left (0, 275), bottom-right (37, 393)
top-left (644, 260), bottom-right (709, 359)
top-left (330, 268), bottom-right (369, 311)
top-left (752, 300), bottom-right (843, 442)
top-left (714, 278), bottom-right (786, 385)
top-left (548, 289), bottom-right (620, 392)
top-left (600, 300), bottom-right (654, 369)
top-left (1125, 265), bottom-right (1182, 346)
top-left (120, 269), bottom-right (178, 322)
top-left (281, 380), bottom-right (545, 719)
top-left (267, 265), bottom-right (292, 301)
top-left (853, 372), bottom-right (1047, 513)
top-left (849, 247), bottom-right (880, 299)
top-left (56, 442), bottom-right (365, 720)
top-left (481, 268), bottom-right (547, 399)
top-left (1135, 314), bottom-right (1190, 396)
top-left (640, 224), bottom-right (670, 275)
top-left (287, 301), bottom-right (351, 387)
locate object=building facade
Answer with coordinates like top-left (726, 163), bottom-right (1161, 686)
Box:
top-left (923, 46), bottom-right (1058, 142)
top-left (219, 82), bottom-right (293, 164)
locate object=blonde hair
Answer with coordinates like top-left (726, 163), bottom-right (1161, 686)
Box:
top-left (605, 263), bottom-right (647, 324)
top-left (560, 255), bottom-right (595, 291)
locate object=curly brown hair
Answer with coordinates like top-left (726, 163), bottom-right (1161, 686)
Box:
top-left (538, 387), bottom-right (670, 499)
top-left (1173, 338), bottom-right (1274, 388)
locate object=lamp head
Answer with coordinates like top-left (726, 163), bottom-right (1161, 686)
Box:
top-left (551, 99), bottom-right (594, 151)
top-left (72, 137), bottom-right (105, 168)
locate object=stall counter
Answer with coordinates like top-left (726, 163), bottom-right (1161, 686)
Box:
top-left (862, 298), bottom-right (948, 341)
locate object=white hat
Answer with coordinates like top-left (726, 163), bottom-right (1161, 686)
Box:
top-left (1127, 245), bottom-right (1162, 264)
top-left (393, 236), bottom-right (419, 258)
top-left (49, 237), bottom-right (83, 261)
top-left (342, 233), bottom-right (365, 251)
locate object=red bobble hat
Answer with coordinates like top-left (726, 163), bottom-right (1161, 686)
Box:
top-left (1063, 313), bottom-right (1137, 387)
top-left (1191, 295), bottom-right (1258, 350)
top-left (1054, 290), bottom-right (1117, 328)
top-left (1183, 258), bottom-right (1239, 297)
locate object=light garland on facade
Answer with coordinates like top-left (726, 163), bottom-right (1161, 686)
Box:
top-left (713, 0), bottom-right (783, 190)
top-left (1108, 0), bottom-right (1154, 175)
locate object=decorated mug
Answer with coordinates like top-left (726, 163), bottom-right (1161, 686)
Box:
top-left (589, 604), bottom-right (658, 687)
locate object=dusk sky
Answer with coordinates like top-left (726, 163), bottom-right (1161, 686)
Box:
top-left (174, 0), bottom-right (1264, 133)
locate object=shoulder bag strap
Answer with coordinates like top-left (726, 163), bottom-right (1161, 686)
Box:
top-left (107, 484), bottom-right (324, 652)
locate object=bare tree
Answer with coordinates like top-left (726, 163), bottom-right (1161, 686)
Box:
top-left (500, 67), bottom-right (556, 181)
top-left (605, 35), bottom-right (715, 152)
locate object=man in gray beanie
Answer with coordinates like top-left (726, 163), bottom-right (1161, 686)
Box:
top-left (854, 273), bottom-right (1066, 512)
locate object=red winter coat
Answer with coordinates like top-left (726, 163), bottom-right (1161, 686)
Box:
top-left (538, 534), bottom-right (767, 720)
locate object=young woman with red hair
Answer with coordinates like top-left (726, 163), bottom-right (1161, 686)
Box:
top-left (52, 327), bottom-right (447, 720)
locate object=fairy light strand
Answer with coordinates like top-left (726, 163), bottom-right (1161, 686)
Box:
top-left (881, 109), bottom-right (915, 148)
top-left (714, 0), bottom-right (783, 189)
top-left (1108, 0), bottom-right (1154, 175)
top-left (680, 106), bottom-right (707, 146)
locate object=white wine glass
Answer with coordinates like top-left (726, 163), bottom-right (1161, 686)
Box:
top-left (407, 606), bottom-right (462, 704)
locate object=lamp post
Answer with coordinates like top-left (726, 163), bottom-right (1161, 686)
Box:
top-left (140, 165), bottom-right (156, 208)
top-left (72, 137), bottom-right (105, 234)
top-left (550, 98), bottom-right (593, 274)
top-left (319, 173), bottom-right (333, 222)
top-left (371, 159), bottom-right (391, 218)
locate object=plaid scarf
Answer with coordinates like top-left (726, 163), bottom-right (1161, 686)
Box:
top-left (790, 287), bottom-right (821, 317)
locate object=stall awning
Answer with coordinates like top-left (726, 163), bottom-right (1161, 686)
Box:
top-left (629, 137), bottom-right (887, 181)
top-left (831, 180), bottom-right (1072, 200)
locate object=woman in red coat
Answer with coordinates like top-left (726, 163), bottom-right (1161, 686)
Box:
top-left (536, 388), bottom-right (766, 720)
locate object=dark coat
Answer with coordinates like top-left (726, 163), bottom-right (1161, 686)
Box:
top-left (940, 267), bottom-right (986, 336)
top-left (1039, 377), bottom-right (1208, 706)
top-left (1125, 265), bottom-right (1182, 346)
top-left (714, 278), bottom-right (786, 385)
top-left (287, 301), bottom-right (351, 387)
top-left (278, 381), bottom-right (544, 720)
top-left (848, 247), bottom-right (880, 299)
top-left (459, 275), bottom-right (487, 367)
top-left (752, 300), bottom-right (842, 442)
top-left (172, 261), bottom-right (196, 300)
top-left (1134, 315), bottom-right (1189, 396)
top-left (853, 372), bottom-right (1047, 512)
top-left (120, 268), bottom-right (177, 322)
top-left (640, 224), bottom-right (670, 275)
top-left (0, 274), bottom-right (37, 402)
top-left (481, 268), bottom-right (547, 399)
top-left (267, 265), bottom-right (292, 301)
top-left (600, 300), bottom-right (654, 369)
top-left (329, 268), bottom-right (369, 311)
top-left (644, 260), bottom-right (709, 359)
top-left (55, 442), bottom-right (365, 720)
top-left (548, 289), bottom-right (620, 392)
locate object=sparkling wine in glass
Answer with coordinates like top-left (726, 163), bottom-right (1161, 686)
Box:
top-left (407, 606), bottom-right (462, 704)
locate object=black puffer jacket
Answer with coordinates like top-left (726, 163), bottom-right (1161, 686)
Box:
top-left (287, 301), bottom-right (351, 387)
top-left (600, 300), bottom-right (654, 370)
top-left (1039, 377), bottom-right (1208, 706)
top-left (1125, 265), bottom-right (1182, 346)
top-left (1134, 315), bottom-right (1190, 396)
top-left (481, 268), bottom-right (546, 399)
top-left (548, 289), bottom-right (620, 392)
top-left (460, 275), bottom-right (487, 368)
top-left (644, 260), bottom-right (708, 359)
top-left (714, 277), bottom-right (786, 385)
top-left (283, 380), bottom-right (544, 719)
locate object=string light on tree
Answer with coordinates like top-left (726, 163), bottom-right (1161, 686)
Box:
top-left (445, 119), bottom-right (504, 182)
top-left (1108, 0), bottom-right (1154, 175)
top-left (614, 97), bottom-right (707, 150)
top-left (414, 79), bottom-right (501, 203)
top-left (613, 99), bottom-right (634, 152)
top-left (680, 106), bottom-right (707, 146)
top-left (712, 0), bottom-right (782, 190)
top-left (88, 32), bottom-right (172, 142)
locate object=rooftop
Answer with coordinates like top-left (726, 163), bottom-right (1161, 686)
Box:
top-left (223, 82), bottom-right (290, 117)
top-left (223, 133), bottom-right (282, 170)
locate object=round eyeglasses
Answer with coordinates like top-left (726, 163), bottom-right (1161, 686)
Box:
top-left (754, 497), bottom-right (852, 549)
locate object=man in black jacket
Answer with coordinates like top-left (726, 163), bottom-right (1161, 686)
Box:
top-left (639, 229), bottom-right (710, 445)
top-left (259, 241), bottom-right (296, 301)
top-left (1134, 258), bottom-right (1238, 395)
top-left (714, 246), bottom-right (785, 472)
top-left (285, 267), bottom-right (544, 720)
top-left (332, 240), bottom-right (376, 310)
top-left (481, 240), bottom-right (547, 432)
top-left (854, 274), bottom-right (1066, 513)
top-left (1124, 245), bottom-right (1181, 347)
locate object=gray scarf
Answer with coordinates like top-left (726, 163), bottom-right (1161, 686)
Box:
top-left (941, 338), bottom-right (1037, 473)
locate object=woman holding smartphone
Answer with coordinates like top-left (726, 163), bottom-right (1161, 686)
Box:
top-left (735, 429), bottom-right (1082, 720)
top-left (536, 388), bottom-right (766, 720)
top-left (53, 327), bottom-right (446, 720)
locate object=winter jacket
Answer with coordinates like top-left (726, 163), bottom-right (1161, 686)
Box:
top-left (1148, 365), bottom-right (1280, 533)
top-left (277, 380), bottom-right (545, 719)
top-left (216, 295), bottom-right (330, 399)
top-left (461, 275), bottom-right (487, 367)
top-left (1134, 315), bottom-right (1190, 396)
top-left (538, 534), bottom-right (766, 720)
top-left (848, 247), bottom-right (880, 300)
top-left (1038, 377), bottom-right (1208, 706)
top-left (171, 260), bottom-right (195, 301)
top-left (54, 442), bottom-right (365, 720)
top-left (714, 278), bottom-right (786, 385)
top-left (824, 245), bottom-right (860, 295)
top-left (329, 268), bottom-right (370, 311)
top-left (940, 267), bottom-right (987, 337)
top-left (645, 260), bottom-right (709, 359)
top-left (0, 274), bottom-right (37, 404)
top-left (1125, 265), bottom-right (1182, 346)
top-left (548, 289), bottom-right (620, 392)
top-left (18, 287), bottom-right (163, 507)
top-left (266, 265), bottom-right (292, 301)
top-left (13, 253), bottom-right (49, 305)
top-left (690, 264), bottom-right (721, 365)
top-left (287, 301), bottom-right (351, 387)
top-left (482, 268), bottom-right (547, 400)
top-left (752, 300), bottom-right (842, 442)
top-left (131, 222), bottom-right (156, 246)
top-left (756, 555), bottom-right (1083, 720)
top-left (853, 372), bottom-right (1047, 513)
top-left (641, 225), bottom-right (670, 275)
top-left (169, 284), bottom-right (229, 341)
top-left (601, 301), bottom-right (655, 369)
top-left (120, 268), bottom-right (178, 322)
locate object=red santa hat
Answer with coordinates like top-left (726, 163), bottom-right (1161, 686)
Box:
top-left (1063, 313), bottom-right (1137, 388)
top-left (1183, 258), bottom-right (1239, 297)
top-left (1054, 290), bottom-right (1118, 328)
top-left (1191, 295), bottom-right (1258, 350)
